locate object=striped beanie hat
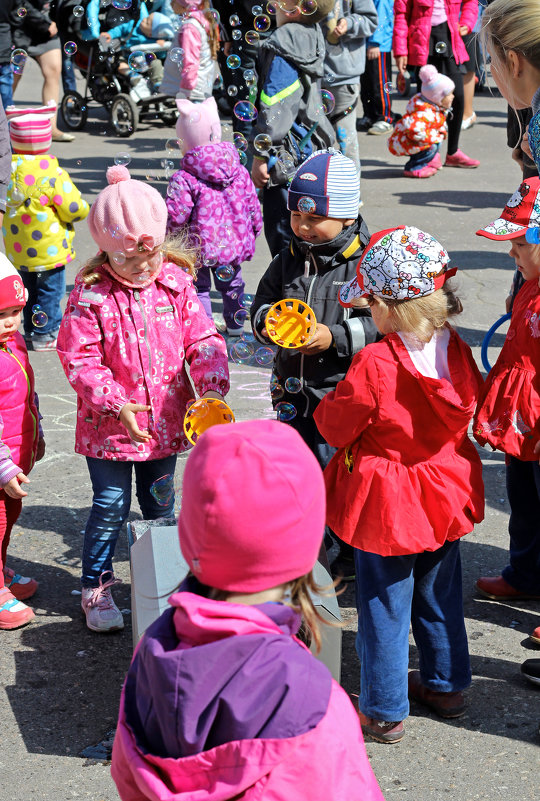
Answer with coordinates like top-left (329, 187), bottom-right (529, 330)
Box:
top-left (287, 149), bottom-right (360, 220)
top-left (6, 101), bottom-right (56, 155)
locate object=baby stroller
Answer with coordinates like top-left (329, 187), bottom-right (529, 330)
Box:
top-left (61, 39), bottom-right (178, 137)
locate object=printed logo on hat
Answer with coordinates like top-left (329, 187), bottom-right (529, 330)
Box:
top-left (298, 172), bottom-right (317, 181)
top-left (14, 279), bottom-right (25, 303)
top-left (297, 196), bottom-right (317, 213)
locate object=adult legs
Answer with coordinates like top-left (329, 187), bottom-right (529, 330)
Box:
top-left (262, 184), bottom-right (291, 258)
top-left (35, 48), bottom-right (63, 137)
top-left (502, 457), bottom-right (540, 594)
top-left (327, 84), bottom-right (361, 172)
top-left (360, 52), bottom-right (393, 124)
top-left (0, 63), bottom-right (14, 110)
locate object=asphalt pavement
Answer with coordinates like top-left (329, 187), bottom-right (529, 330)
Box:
top-left (0, 60), bottom-right (538, 801)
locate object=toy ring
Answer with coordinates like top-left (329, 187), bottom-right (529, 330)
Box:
top-left (480, 312), bottom-right (511, 373)
top-left (183, 398), bottom-right (235, 445)
top-left (265, 298), bottom-right (317, 349)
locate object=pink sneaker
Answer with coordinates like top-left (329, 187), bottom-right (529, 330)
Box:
top-left (403, 165), bottom-right (437, 178)
top-left (445, 149), bottom-right (480, 168)
top-left (428, 152), bottom-right (443, 170)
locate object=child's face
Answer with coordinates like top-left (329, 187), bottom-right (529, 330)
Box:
top-left (508, 235), bottom-right (540, 282)
top-left (171, 0), bottom-right (189, 14)
top-left (441, 92), bottom-right (454, 109)
top-left (275, 1), bottom-right (300, 26)
top-left (290, 211), bottom-right (355, 245)
top-left (0, 306), bottom-right (23, 342)
top-left (107, 248), bottom-right (163, 283)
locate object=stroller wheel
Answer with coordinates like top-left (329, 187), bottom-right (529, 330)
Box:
top-left (110, 93), bottom-right (139, 137)
top-left (60, 92), bottom-right (88, 131)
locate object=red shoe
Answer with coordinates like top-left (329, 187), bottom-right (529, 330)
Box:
top-left (0, 587), bottom-right (35, 630)
top-left (530, 625), bottom-right (540, 645)
top-left (445, 149), bottom-right (480, 168)
top-left (3, 567), bottom-right (38, 600)
top-left (408, 670), bottom-right (465, 718)
top-left (358, 710), bottom-right (405, 743)
top-left (428, 152), bottom-right (443, 170)
top-left (403, 165), bottom-right (437, 178)
top-left (476, 575), bottom-right (540, 601)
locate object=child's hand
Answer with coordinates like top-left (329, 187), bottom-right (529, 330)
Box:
top-left (334, 18), bottom-right (348, 37)
top-left (119, 403), bottom-right (152, 443)
top-left (251, 159), bottom-right (270, 189)
top-left (395, 55), bottom-right (407, 75)
top-left (297, 324), bottom-right (333, 354)
top-left (36, 437), bottom-right (46, 462)
top-left (459, 25), bottom-right (469, 36)
top-left (367, 46), bottom-right (380, 60)
top-left (3, 472), bottom-right (30, 499)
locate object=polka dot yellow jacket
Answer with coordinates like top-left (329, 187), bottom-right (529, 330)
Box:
top-left (2, 154), bottom-right (89, 273)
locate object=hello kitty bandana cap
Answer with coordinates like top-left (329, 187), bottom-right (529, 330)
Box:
top-left (476, 178), bottom-right (540, 240)
top-left (339, 226), bottom-right (457, 306)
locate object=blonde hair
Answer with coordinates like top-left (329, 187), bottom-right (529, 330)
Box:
top-left (79, 232), bottom-right (198, 286)
top-left (376, 283), bottom-right (463, 343)
top-left (201, 0), bottom-right (220, 61)
top-left (482, 0), bottom-right (540, 77)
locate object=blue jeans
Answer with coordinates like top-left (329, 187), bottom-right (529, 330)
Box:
top-left (405, 144), bottom-right (439, 172)
top-left (195, 264), bottom-right (246, 332)
top-left (502, 456), bottom-right (540, 593)
top-left (354, 540), bottom-right (471, 721)
top-left (82, 455), bottom-right (177, 587)
top-left (0, 63), bottom-right (13, 110)
top-left (20, 266), bottom-right (65, 338)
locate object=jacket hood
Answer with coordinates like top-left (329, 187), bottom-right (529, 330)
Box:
top-left (180, 142), bottom-right (241, 187)
top-left (263, 23), bottom-right (327, 78)
top-left (406, 93), bottom-right (445, 114)
top-left (291, 215), bottom-right (370, 272)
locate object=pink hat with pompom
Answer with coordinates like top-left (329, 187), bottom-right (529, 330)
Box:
top-left (419, 64), bottom-right (455, 106)
top-left (176, 96), bottom-right (222, 154)
top-left (87, 166), bottom-right (168, 254)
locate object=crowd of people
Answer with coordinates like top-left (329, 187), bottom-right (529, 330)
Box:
top-left (0, 0), bottom-right (539, 798)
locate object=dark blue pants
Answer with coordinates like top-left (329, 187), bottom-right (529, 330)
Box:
top-left (503, 456), bottom-right (540, 593)
top-left (354, 539), bottom-right (471, 721)
top-left (262, 184), bottom-right (292, 259)
top-left (0, 63), bottom-right (13, 110)
top-left (405, 144), bottom-right (439, 172)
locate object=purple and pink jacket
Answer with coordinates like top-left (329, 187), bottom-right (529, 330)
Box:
top-left (166, 142), bottom-right (263, 269)
top-left (393, 0), bottom-right (479, 66)
top-left (112, 585), bottom-right (385, 801)
top-left (0, 332), bottom-right (40, 487)
top-left (57, 262), bottom-right (229, 461)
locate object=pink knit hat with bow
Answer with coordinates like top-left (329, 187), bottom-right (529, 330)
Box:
top-left (178, 419), bottom-right (325, 593)
top-left (87, 166), bottom-right (167, 254)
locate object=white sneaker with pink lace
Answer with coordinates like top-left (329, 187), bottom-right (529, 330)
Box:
top-left (81, 571), bottom-right (124, 633)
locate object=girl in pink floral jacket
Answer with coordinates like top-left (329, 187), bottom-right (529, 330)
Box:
top-left (57, 166), bottom-right (229, 634)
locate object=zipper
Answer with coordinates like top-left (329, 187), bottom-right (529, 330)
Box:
top-left (1, 343), bottom-right (39, 467)
top-left (299, 246), bottom-right (317, 418)
top-left (133, 290), bottom-right (154, 431)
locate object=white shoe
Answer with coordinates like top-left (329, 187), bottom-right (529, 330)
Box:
top-left (367, 120), bottom-right (393, 135)
top-left (81, 571), bottom-right (124, 633)
top-left (461, 112), bottom-right (477, 130)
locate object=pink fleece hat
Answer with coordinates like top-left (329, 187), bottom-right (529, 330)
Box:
top-left (419, 64), bottom-right (455, 106)
top-left (176, 96), bottom-right (222, 153)
top-left (178, 419), bottom-right (325, 593)
top-left (87, 166), bottom-right (167, 254)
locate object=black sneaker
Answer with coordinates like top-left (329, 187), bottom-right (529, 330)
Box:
top-left (356, 116), bottom-right (375, 132)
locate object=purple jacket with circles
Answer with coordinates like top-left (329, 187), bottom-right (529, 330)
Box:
top-left (166, 142), bottom-right (263, 268)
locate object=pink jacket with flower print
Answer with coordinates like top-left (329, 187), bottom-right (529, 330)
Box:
top-left (388, 94), bottom-right (448, 156)
top-left (57, 261), bottom-right (229, 461)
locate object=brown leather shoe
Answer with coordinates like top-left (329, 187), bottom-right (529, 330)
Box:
top-left (476, 575), bottom-right (540, 601)
top-left (358, 711), bottom-right (405, 743)
top-left (408, 670), bottom-right (465, 718)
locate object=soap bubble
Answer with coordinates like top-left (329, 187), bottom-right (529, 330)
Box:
top-left (270, 377), bottom-right (285, 400)
top-left (189, 109), bottom-right (201, 124)
top-left (252, 4), bottom-right (263, 13)
top-left (114, 151), bottom-right (131, 166)
top-left (32, 305), bottom-right (48, 328)
top-left (111, 251), bottom-right (126, 266)
top-left (233, 308), bottom-right (249, 326)
top-left (321, 89), bottom-right (335, 115)
top-left (112, 0), bottom-right (131, 8)
top-left (128, 50), bottom-right (148, 72)
top-left (245, 30), bottom-right (260, 44)
top-left (383, 82), bottom-right (395, 94)
top-left (215, 265), bottom-right (235, 281)
top-left (277, 151), bottom-right (295, 175)
top-left (229, 14), bottom-right (241, 26)
top-left (16, 7), bottom-right (27, 17)
top-left (299, 0), bottom-right (317, 13)
top-left (73, 4), bottom-right (85, 16)
top-left (254, 14), bottom-right (271, 31)
top-left (255, 346), bottom-right (274, 365)
top-left (10, 49), bottom-right (27, 75)
top-left (233, 100), bottom-right (258, 122)
top-left (165, 138), bottom-right (182, 154)
top-left (238, 151), bottom-right (248, 166)
top-left (266, 0), bottom-right (278, 12)
top-left (233, 131), bottom-right (248, 151)
top-left (226, 54), bottom-right (241, 69)
top-left (169, 47), bottom-right (184, 63)
top-left (240, 293), bottom-right (254, 309)
top-left (285, 377), bottom-right (302, 393)
top-left (150, 474), bottom-right (175, 507)
top-left (227, 85), bottom-right (238, 97)
top-left (232, 29), bottom-right (242, 40)
top-left (243, 69), bottom-right (256, 86)
top-left (63, 41), bottom-right (77, 56)
top-left (435, 41), bottom-right (447, 54)
top-left (276, 401), bottom-right (297, 422)
top-left (230, 340), bottom-right (255, 363)
top-left (254, 133), bottom-right (271, 152)
top-left (7, 187), bottom-right (25, 207)
top-left (210, 9), bottom-right (220, 22)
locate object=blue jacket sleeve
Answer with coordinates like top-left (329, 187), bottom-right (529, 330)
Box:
top-left (81, 0), bottom-right (101, 40)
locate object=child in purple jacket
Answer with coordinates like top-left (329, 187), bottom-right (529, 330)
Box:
top-left (111, 419), bottom-right (385, 801)
top-left (166, 96), bottom-right (263, 336)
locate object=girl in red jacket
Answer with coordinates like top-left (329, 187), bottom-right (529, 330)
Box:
top-left (0, 255), bottom-right (45, 630)
top-left (315, 226), bottom-right (484, 743)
